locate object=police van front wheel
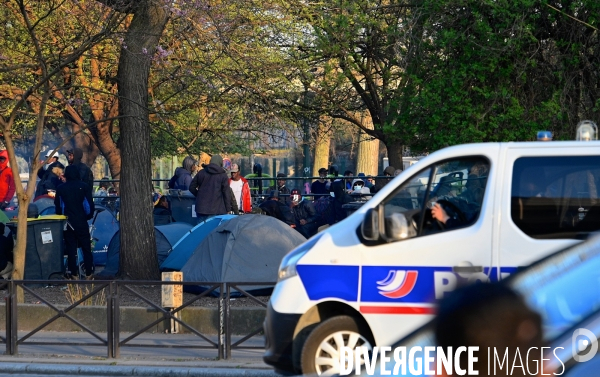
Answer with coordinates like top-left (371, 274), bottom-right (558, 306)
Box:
top-left (300, 315), bottom-right (373, 375)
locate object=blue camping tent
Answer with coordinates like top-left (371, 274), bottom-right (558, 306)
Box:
top-left (181, 215), bottom-right (306, 296)
top-left (33, 195), bottom-right (55, 214)
top-left (97, 222), bottom-right (193, 277)
top-left (160, 215), bottom-right (236, 271)
top-left (88, 205), bottom-right (119, 265)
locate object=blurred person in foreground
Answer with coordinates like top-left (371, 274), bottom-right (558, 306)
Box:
top-left (435, 283), bottom-right (543, 377)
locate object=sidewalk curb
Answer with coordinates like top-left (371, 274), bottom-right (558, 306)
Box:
top-left (0, 362), bottom-right (280, 376)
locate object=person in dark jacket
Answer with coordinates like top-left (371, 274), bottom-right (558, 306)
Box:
top-left (370, 165), bottom-right (396, 193)
top-left (269, 173), bottom-right (291, 205)
top-left (55, 165), bottom-right (95, 280)
top-left (310, 168), bottom-right (329, 197)
top-left (37, 165), bottom-right (64, 199)
top-left (189, 154), bottom-right (232, 223)
top-left (153, 196), bottom-right (174, 225)
top-left (168, 156), bottom-right (197, 190)
top-left (259, 190), bottom-right (294, 225)
top-left (343, 170), bottom-right (354, 190)
top-left (0, 223), bottom-right (14, 279)
top-left (330, 178), bottom-right (352, 223)
top-left (289, 189), bottom-right (319, 239)
top-left (66, 148), bottom-right (94, 197)
top-left (35, 150), bottom-right (64, 198)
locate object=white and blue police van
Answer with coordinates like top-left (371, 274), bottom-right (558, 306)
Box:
top-left (264, 125), bottom-right (600, 375)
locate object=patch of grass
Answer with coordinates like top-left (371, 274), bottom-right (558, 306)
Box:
top-left (64, 283), bottom-right (106, 306)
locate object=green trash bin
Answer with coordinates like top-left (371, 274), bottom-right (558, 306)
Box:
top-left (8, 215), bottom-right (67, 283)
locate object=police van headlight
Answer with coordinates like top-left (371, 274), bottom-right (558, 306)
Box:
top-left (278, 233), bottom-right (323, 281)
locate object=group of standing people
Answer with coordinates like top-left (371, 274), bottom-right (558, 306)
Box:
top-left (37, 148), bottom-right (94, 199)
top-left (165, 154), bottom-right (402, 239)
top-left (163, 155), bottom-right (253, 223)
top-left (170, 154), bottom-right (319, 239)
top-left (0, 147), bottom-right (96, 281)
top-left (309, 165), bottom-right (398, 224)
top-left (186, 155), bottom-right (251, 223)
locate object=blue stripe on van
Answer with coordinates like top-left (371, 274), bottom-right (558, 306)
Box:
top-left (296, 265), bottom-right (520, 305)
top-left (296, 265), bottom-right (359, 302)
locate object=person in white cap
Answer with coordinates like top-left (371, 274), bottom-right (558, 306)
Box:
top-left (35, 149), bottom-right (64, 198)
top-left (228, 163), bottom-right (252, 213)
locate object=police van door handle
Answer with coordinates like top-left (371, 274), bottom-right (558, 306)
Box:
top-left (452, 265), bottom-right (483, 273)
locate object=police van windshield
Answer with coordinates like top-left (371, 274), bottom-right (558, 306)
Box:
top-left (383, 156), bottom-right (490, 237)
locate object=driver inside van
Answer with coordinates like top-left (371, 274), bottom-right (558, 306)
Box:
top-left (431, 161), bottom-right (489, 228)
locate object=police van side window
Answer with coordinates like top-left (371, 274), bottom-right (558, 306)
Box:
top-left (382, 156), bottom-right (490, 240)
top-left (511, 156), bottom-right (600, 239)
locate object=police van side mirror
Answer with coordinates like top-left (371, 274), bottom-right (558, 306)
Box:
top-left (381, 213), bottom-right (416, 242)
top-left (361, 207), bottom-right (382, 241)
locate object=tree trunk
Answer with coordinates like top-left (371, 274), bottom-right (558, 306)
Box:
top-left (4, 91), bottom-right (50, 303)
top-left (384, 139), bottom-right (404, 173)
top-left (117, 1), bottom-right (169, 279)
top-left (355, 116), bottom-right (379, 176)
top-left (311, 120), bottom-right (330, 177)
top-left (72, 121), bottom-right (100, 167)
top-left (92, 102), bottom-right (121, 183)
top-left (51, 88), bottom-right (101, 167)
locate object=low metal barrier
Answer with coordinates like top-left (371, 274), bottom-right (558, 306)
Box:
top-left (225, 282), bottom-right (272, 359)
top-left (2, 280), bottom-right (275, 359)
top-left (8, 279), bottom-right (112, 357)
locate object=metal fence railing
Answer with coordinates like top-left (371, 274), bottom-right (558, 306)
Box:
top-left (225, 282), bottom-right (272, 358)
top-left (3, 280), bottom-right (274, 359)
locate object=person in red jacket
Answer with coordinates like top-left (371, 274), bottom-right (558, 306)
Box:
top-left (0, 151), bottom-right (15, 210)
top-left (228, 164), bottom-right (252, 213)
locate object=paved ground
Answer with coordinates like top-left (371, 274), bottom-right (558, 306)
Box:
top-left (0, 331), bottom-right (284, 377)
